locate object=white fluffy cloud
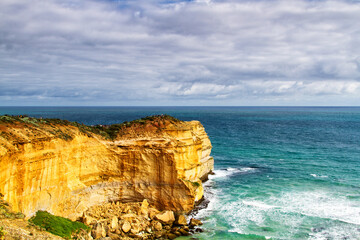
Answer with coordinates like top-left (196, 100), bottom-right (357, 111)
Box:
top-left (0, 0), bottom-right (360, 105)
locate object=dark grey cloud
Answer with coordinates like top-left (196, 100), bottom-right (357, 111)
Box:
top-left (0, 0), bottom-right (359, 106)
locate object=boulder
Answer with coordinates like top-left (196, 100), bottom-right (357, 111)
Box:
top-left (167, 233), bottom-right (177, 239)
top-left (130, 220), bottom-right (141, 234)
top-left (139, 199), bottom-right (149, 216)
top-left (120, 213), bottom-right (137, 220)
top-left (179, 228), bottom-right (190, 236)
top-left (91, 223), bottom-right (106, 239)
top-left (110, 216), bottom-right (119, 232)
top-left (83, 214), bottom-right (97, 226)
top-left (189, 218), bottom-right (203, 226)
top-left (122, 221), bottom-right (131, 233)
top-left (175, 214), bottom-right (187, 226)
top-left (154, 211), bottom-right (175, 225)
top-left (107, 233), bottom-right (121, 240)
top-left (148, 207), bottom-right (160, 219)
top-left (153, 221), bottom-right (162, 231)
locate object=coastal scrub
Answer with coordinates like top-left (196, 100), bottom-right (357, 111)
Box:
top-left (29, 211), bottom-right (89, 239)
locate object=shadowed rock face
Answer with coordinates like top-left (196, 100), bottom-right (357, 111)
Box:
top-left (0, 115), bottom-right (213, 220)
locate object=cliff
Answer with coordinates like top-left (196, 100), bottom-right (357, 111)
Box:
top-left (0, 115), bottom-right (213, 220)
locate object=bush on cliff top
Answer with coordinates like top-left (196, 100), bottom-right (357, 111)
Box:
top-left (0, 114), bottom-right (181, 140)
top-left (29, 211), bottom-right (89, 239)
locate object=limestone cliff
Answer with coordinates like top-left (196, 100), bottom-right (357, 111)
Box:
top-left (0, 115), bottom-right (213, 220)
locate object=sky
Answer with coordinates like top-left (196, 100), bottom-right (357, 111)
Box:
top-left (0, 0), bottom-right (360, 106)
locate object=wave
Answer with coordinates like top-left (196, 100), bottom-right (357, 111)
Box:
top-left (242, 200), bottom-right (277, 210)
top-left (310, 173), bottom-right (328, 178)
top-left (209, 167), bottom-right (258, 180)
top-left (215, 190), bottom-right (360, 239)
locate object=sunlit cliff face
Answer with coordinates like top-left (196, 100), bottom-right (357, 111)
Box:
top-left (0, 115), bottom-right (213, 220)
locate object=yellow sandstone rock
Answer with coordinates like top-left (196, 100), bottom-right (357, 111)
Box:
top-left (0, 115), bottom-right (214, 220)
top-left (175, 214), bottom-right (187, 226)
top-left (139, 199), bottom-right (149, 216)
top-left (110, 216), bottom-right (119, 232)
top-left (154, 211), bottom-right (175, 225)
top-left (153, 221), bottom-right (162, 231)
top-left (122, 221), bottom-right (131, 233)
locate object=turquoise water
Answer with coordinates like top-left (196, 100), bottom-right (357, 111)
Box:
top-left (1, 107), bottom-right (359, 240)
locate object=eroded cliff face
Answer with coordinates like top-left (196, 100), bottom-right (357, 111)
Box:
top-left (0, 115), bottom-right (213, 220)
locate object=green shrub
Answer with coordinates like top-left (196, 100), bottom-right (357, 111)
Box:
top-left (0, 226), bottom-right (6, 240)
top-left (0, 114), bottom-right (181, 140)
top-left (182, 179), bottom-right (201, 188)
top-left (29, 211), bottom-right (89, 239)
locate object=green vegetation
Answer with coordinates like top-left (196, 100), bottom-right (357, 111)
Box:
top-left (0, 193), bottom-right (25, 220)
top-left (0, 226), bottom-right (6, 240)
top-left (182, 179), bottom-right (201, 187)
top-left (0, 114), bottom-right (181, 141)
top-left (29, 211), bottom-right (89, 239)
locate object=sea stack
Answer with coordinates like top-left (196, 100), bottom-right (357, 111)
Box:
top-left (0, 115), bottom-right (214, 221)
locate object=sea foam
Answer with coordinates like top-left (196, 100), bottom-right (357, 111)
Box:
top-left (214, 189), bottom-right (360, 239)
top-left (209, 167), bottom-right (258, 180)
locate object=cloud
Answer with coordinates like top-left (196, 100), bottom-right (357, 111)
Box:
top-left (0, 0), bottom-right (360, 106)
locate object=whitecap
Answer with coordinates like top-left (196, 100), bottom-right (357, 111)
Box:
top-left (207, 189), bottom-right (360, 239)
top-left (209, 167), bottom-right (258, 180)
top-left (309, 224), bottom-right (360, 240)
top-left (272, 190), bottom-right (360, 225)
top-left (310, 174), bottom-right (328, 178)
top-left (242, 200), bottom-right (276, 210)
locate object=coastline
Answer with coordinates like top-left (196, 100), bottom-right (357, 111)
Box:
top-left (0, 114), bottom-right (214, 239)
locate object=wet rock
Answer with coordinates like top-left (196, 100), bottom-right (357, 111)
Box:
top-left (167, 233), bottom-right (177, 239)
top-left (175, 214), bottom-right (187, 226)
top-left (189, 218), bottom-right (202, 227)
top-left (195, 228), bottom-right (204, 233)
top-left (180, 228), bottom-right (191, 236)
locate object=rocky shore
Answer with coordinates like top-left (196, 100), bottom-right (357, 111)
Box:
top-left (82, 200), bottom-right (203, 240)
top-left (1, 193), bottom-right (204, 240)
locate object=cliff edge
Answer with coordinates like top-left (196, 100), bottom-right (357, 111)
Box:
top-left (0, 115), bottom-right (213, 220)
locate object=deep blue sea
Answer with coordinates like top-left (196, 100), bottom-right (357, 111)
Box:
top-left (1, 107), bottom-right (359, 240)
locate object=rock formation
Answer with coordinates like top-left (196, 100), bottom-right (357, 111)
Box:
top-left (83, 199), bottom-right (201, 239)
top-left (0, 115), bottom-right (213, 220)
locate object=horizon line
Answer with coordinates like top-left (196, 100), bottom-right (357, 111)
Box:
top-left (1, 106), bottom-right (360, 108)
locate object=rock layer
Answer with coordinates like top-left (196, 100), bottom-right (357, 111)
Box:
top-left (0, 115), bottom-right (213, 220)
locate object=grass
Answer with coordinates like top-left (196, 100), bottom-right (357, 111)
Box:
top-left (29, 211), bottom-right (89, 239)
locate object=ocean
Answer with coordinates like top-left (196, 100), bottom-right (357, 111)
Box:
top-left (1, 106), bottom-right (359, 240)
